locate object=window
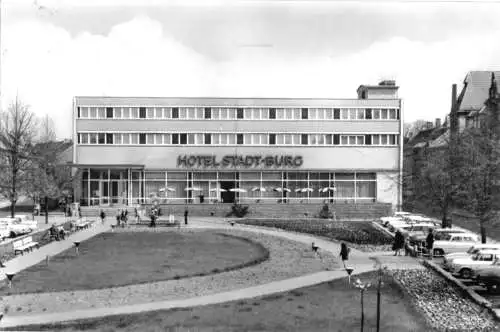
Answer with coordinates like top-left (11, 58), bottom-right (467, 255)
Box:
top-left (237, 108), bottom-right (244, 119)
top-left (172, 134), bottom-right (179, 145)
top-left (389, 109), bottom-right (396, 119)
top-left (269, 108), bottom-right (276, 119)
top-left (96, 133), bottom-right (104, 144)
top-left (373, 109), bottom-right (380, 119)
top-left (81, 107), bottom-right (89, 118)
top-left (334, 108), bottom-right (340, 120)
top-left (139, 133), bottom-right (146, 144)
top-left (187, 108), bottom-right (195, 119)
top-left (180, 134), bottom-right (187, 145)
top-left (237, 134), bottom-right (243, 145)
top-left (372, 134), bottom-right (380, 145)
top-left (301, 134), bottom-right (308, 145)
top-left (77, 107), bottom-right (81, 118)
top-left (284, 134), bottom-right (293, 145)
top-left (325, 108), bottom-right (333, 119)
top-left (114, 108), bottom-right (122, 119)
top-left (333, 134), bottom-right (340, 145)
top-left (131, 108), bottom-right (139, 119)
top-left (122, 134), bottom-right (130, 144)
top-left (98, 107), bottom-right (105, 119)
top-left (204, 133), bottom-right (211, 144)
top-left (205, 108), bottom-right (211, 119)
top-left (341, 135), bottom-right (348, 145)
top-left (163, 134), bottom-right (171, 144)
top-left (357, 109), bottom-right (365, 119)
top-left (381, 109), bottom-right (388, 119)
top-left (147, 108), bottom-right (155, 118)
top-left (155, 108), bottom-right (163, 119)
top-left (139, 107), bottom-right (146, 119)
top-left (77, 133), bottom-right (82, 144)
top-left (105, 107), bottom-right (113, 118)
top-left (365, 135), bottom-right (372, 145)
top-left (89, 133), bottom-right (97, 144)
top-left (89, 107), bottom-right (97, 118)
top-left (172, 107), bottom-right (179, 119)
top-left (277, 134), bottom-right (285, 145)
top-left (341, 109), bottom-right (349, 119)
top-left (81, 133), bottom-right (88, 144)
top-left (365, 108), bottom-right (372, 119)
top-left (390, 135), bottom-right (397, 145)
top-left (106, 133), bottom-right (113, 144)
top-left (356, 136), bottom-right (364, 145)
top-left (269, 134), bottom-right (276, 145)
top-left (381, 135), bottom-right (388, 145)
top-left (212, 134), bottom-right (220, 145)
top-left (349, 136), bottom-right (356, 145)
top-left (325, 134), bottom-right (333, 145)
top-left (285, 109), bottom-right (293, 120)
top-left (147, 134), bottom-right (154, 144)
top-left (155, 134), bottom-right (162, 144)
top-left (310, 108), bottom-right (317, 120)
top-left (188, 134), bottom-right (195, 145)
top-left (396, 109), bottom-right (400, 120)
top-left (349, 109), bottom-right (356, 120)
top-left (123, 108), bottom-right (130, 119)
top-left (301, 108), bottom-right (308, 119)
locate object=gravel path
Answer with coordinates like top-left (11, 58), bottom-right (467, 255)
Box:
top-left (1, 227), bottom-right (338, 317)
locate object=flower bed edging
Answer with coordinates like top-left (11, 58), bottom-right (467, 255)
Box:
top-left (422, 260), bottom-right (499, 321)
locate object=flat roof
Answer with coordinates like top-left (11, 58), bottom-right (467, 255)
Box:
top-left (74, 96), bottom-right (401, 108)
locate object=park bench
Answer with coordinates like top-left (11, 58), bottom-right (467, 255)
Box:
top-left (13, 236), bottom-right (39, 255)
top-left (74, 220), bottom-right (91, 231)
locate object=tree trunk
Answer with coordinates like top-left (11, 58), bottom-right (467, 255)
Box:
top-left (480, 215), bottom-right (488, 244)
top-left (44, 196), bottom-right (49, 225)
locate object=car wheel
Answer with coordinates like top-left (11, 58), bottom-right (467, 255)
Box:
top-left (433, 249), bottom-right (444, 256)
top-left (460, 268), bottom-right (473, 279)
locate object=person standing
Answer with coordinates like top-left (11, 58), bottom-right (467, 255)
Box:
top-left (393, 230), bottom-right (405, 256)
top-left (340, 242), bottom-right (350, 268)
top-left (100, 210), bottom-right (106, 224)
top-left (184, 208), bottom-right (188, 225)
top-left (426, 229), bottom-right (435, 259)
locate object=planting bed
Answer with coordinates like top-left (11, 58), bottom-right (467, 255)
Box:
top-left (392, 269), bottom-right (498, 331)
top-left (237, 218), bottom-right (393, 251)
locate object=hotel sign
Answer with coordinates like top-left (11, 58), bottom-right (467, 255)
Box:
top-left (177, 155), bottom-right (303, 168)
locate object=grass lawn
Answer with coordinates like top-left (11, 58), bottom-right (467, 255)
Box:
top-left (0, 230), bottom-right (269, 295)
top-left (11, 271), bottom-right (432, 332)
top-left (237, 219), bottom-right (393, 251)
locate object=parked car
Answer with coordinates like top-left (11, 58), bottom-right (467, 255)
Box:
top-left (15, 214), bottom-right (38, 231)
top-left (475, 259), bottom-right (500, 293)
top-left (443, 244), bottom-right (500, 270)
top-left (0, 225), bottom-right (10, 241)
top-left (434, 228), bottom-right (479, 241)
top-left (403, 215), bottom-right (441, 227)
top-left (432, 233), bottom-right (480, 256)
top-left (0, 217), bottom-right (32, 237)
top-left (448, 250), bottom-right (500, 279)
top-left (393, 211), bottom-right (413, 217)
top-left (379, 216), bottom-right (404, 228)
top-left (397, 223), bottom-right (436, 239)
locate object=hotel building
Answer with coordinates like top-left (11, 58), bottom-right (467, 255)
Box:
top-left (71, 80), bottom-right (403, 210)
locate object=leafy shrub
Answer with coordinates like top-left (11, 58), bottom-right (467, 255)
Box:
top-left (227, 203), bottom-right (249, 218)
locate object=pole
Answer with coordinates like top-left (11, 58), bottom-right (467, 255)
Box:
top-left (376, 274), bottom-right (381, 332)
top-left (360, 290), bottom-right (364, 332)
top-left (44, 196), bottom-right (49, 224)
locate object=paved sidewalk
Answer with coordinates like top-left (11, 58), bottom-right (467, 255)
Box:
top-left (0, 217), bottom-right (413, 329)
top-left (0, 221), bottom-right (111, 281)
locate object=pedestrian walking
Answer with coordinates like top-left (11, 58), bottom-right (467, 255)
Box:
top-left (426, 228), bottom-right (435, 259)
top-left (100, 210), bottom-right (106, 224)
top-left (393, 230), bottom-right (405, 256)
top-left (340, 242), bottom-right (350, 268)
top-left (116, 210), bottom-right (121, 227)
top-left (184, 208), bottom-right (188, 225)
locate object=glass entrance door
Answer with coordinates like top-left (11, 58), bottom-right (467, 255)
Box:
top-left (100, 181), bottom-right (109, 205)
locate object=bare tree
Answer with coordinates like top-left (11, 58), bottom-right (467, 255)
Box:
top-left (0, 97), bottom-right (38, 217)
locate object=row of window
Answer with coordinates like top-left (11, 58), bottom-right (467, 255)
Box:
top-left (78, 132), bottom-right (399, 146)
top-left (77, 106), bottom-right (400, 121)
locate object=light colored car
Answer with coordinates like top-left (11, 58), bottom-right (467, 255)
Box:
top-left (449, 250), bottom-right (500, 279)
top-left (379, 216), bottom-right (404, 227)
top-left (432, 233), bottom-right (480, 256)
top-left (443, 244), bottom-right (500, 270)
top-left (394, 211), bottom-right (413, 217)
top-left (396, 223), bottom-right (435, 238)
top-left (0, 225), bottom-right (10, 241)
top-left (474, 259), bottom-right (500, 292)
top-left (404, 215), bottom-right (441, 227)
top-left (0, 217), bottom-right (32, 237)
top-left (15, 214), bottom-right (38, 231)
top-left (434, 228), bottom-right (478, 241)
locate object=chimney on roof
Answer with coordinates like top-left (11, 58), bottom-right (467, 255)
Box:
top-left (435, 118), bottom-right (441, 128)
top-left (450, 84), bottom-right (458, 139)
top-left (426, 121), bottom-right (433, 129)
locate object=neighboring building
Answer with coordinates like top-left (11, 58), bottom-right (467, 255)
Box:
top-left (71, 80), bottom-right (403, 209)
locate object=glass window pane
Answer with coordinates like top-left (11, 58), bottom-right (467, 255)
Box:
top-left (220, 108), bottom-right (228, 119)
top-left (284, 134), bottom-right (292, 145)
top-left (220, 134), bottom-right (228, 145)
top-left (114, 108), bottom-right (122, 119)
top-left (123, 108), bottom-right (130, 119)
top-left (81, 133), bottom-right (89, 144)
top-left (228, 134), bottom-right (236, 145)
top-left (373, 109), bottom-right (380, 119)
top-left (357, 136), bottom-right (364, 145)
top-left (325, 108), bottom-right (333, 119)
top-left (325, 134), bottom-right (332, 145)
top-left (381, 109), bottom-right (388, 119)
top-left (122, 134), bottom-right (130, 144)
top-left (357, 109), bottom-right (365, 119)
top-left (349, 109), bottom-right (356, 119)
top-left (349, 136), bottom-right (356, 145)
top-left (356, 181), bottom-right (376, 198)
top-left (277, 134), bottom-right (285, 145)
top-left (163, 134), bottom-right (170, 144)
top-left (244, 109), bottom-right (252, 119)
top-left (131, 107), bottom-right (139, 118)
top-left (187, 107), bottom-right (195, 119)
top-left (155, 134), bottom-right (162, 144)
top-left (147, 108), bottom-right (154, 118)
top-left (318, 135), bottom-right (325, 145)
top-left (196, 107), bottom-right (203, 119)
top-left (356, 173), bottom-right (376, 180)
top-left (81, 107), bottom-right (89, 118)
top-left (188, 134), bottom-right (195, 145)
top-left (90, 107), bottom-right (97, 118)
top-left (381, 135), bottom-right (388, 145)
top-left (114, 134), bottom-right (122, 144)
top-left (98, 107), bottom-right (106, 119)
top-left (244, 134), bottom-right (252, 144)
top-left (372, 134), bottom-right (380, 145)
top-left (341, 136), bottom-right (348, 145)
top-left (261, 134), bottom-right (268, 144)
top-left (341, 109), bottom-right (349, 119)
top-left (131, 134), bottom-right (139, 144)
top-left (389, 109), bottom-right (396, 119)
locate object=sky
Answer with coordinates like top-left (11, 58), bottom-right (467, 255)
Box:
top-left (2, 0), bottom-right (500, 139)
